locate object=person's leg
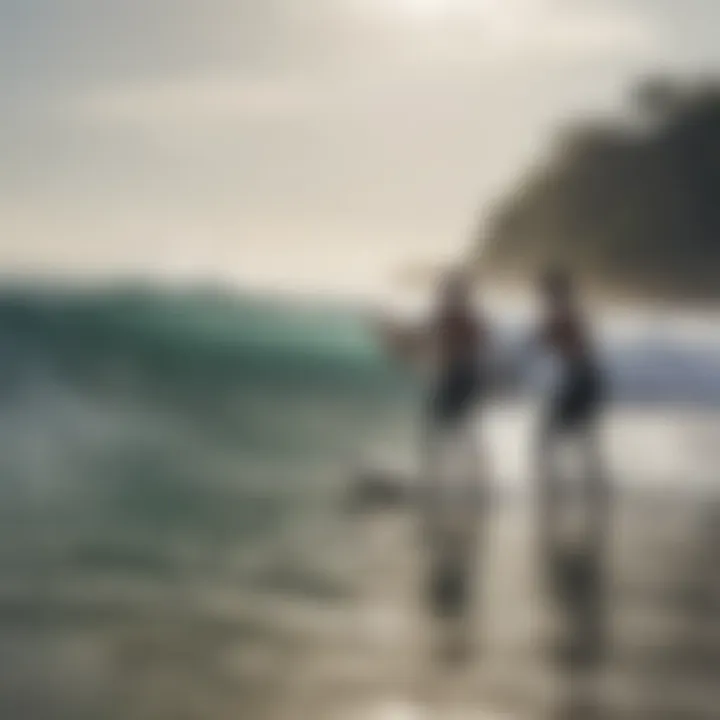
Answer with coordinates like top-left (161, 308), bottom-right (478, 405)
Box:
top-left (419, 414), bottom-right (443, 541)
top-left (537, 417), bottom-right (562, 563)
top-left (438, 416), bottom-right (485, 572)
top-left (580, 420), bottom-right (610, 555)
top-left (575, 419), bottom-right (610, 665)
top-left (464, 412), bottom-right (489, 653)
top-left (450, 414), bottom-right (483, 509)
top-left (423, 371), bottom-right (476, 525)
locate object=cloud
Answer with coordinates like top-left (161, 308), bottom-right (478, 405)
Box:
top-left (63, 0), bottom-right (659, 134)
top-left (75, 77), bottom-right (317, 134)
top-left (513, 1), bottom-right (659, 61)
top-left (71, 1), bottom-right (658, 141)
top-left (348, 0), bottom-right (659, 66)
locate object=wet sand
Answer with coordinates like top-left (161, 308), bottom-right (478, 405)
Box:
top-left (298, 489), bottom-right (720, 720)
top-left (3, 487), bottom-right (720, 720)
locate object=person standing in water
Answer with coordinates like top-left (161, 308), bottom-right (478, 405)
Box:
top-left (376, 268), bottom-right (490, 655)
top-left (376, 268), bottom-right (490, 530)
top-left (531, 268), bottom-right (608, 565)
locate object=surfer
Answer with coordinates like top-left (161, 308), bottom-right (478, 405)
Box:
top-left (375, 268), bottom-right (490, 634)
top-left (375, 267), bottom-right (489, 483)
top-left (528, 268), bottom-right (608, 575)
top-left (376, 268), bottom-right (488, 426)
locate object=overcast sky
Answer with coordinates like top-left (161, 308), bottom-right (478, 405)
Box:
top-left (1, 0), bottom-right (719, 293)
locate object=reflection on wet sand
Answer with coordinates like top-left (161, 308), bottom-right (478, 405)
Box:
top-left (425, 513), bottom-right (482, 665)
top-left (546, 531), bottom-right (608, 720)
top-left (2, 480), bottom-right (720, 718)
top-left (354, 483), bottom-right (720, 720)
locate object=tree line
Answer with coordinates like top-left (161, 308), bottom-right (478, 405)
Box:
top-left (481, 78), bottom-right (720, 302)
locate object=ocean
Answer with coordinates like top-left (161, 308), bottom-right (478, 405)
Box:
top-left (1, 283), bottom-right (720, 719)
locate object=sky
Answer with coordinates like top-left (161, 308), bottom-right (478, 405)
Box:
top-left (1, 0), bottom-right (720, 294)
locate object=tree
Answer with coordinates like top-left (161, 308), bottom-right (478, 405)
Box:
top-left (481, 79), bottom-right (720, 302)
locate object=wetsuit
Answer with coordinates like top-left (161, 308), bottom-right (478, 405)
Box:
top-left (430, 309), bottom-right (485, 426)
top-left (542, 312), bottom-right (603, 431)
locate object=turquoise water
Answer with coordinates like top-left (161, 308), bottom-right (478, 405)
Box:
top-left (0, 285), bottom-right (422, 559)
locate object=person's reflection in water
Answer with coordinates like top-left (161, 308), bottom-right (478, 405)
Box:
top-left (422, 271), bottom-right (490, 665)
top-left (375, 269), bottom-right (490, 664)
top-left (531, 269), bottom-right (608, 563)
top-left (425, 496), bottom-right (484, 665)
top-left (553, 532), bottom-right (608, 720)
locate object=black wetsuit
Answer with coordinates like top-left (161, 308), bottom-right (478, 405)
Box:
top-left (549, 357), bottom-right (603, 431)
top-left (544, 313), bottom-right (604, 432)
top-left (429, 310), bottom-right (484, 426)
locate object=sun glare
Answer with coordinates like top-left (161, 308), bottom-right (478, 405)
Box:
top-left (387, 0), bottom-right (511, 27)
top-left (354, 0), bottom-right (509, 25)
top-left (399, 0), bottom-right (447, 16)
